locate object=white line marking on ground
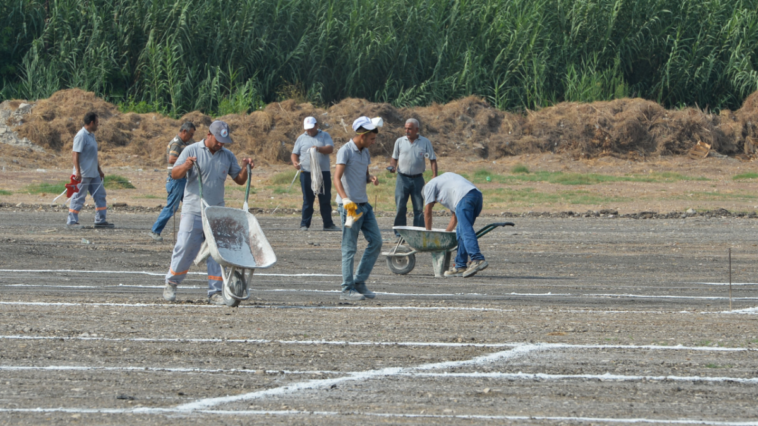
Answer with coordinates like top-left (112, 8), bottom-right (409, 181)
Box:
top-left (175, 344), bottom-right (543, 411)
top-left (0, 408), bottom-right (754, 425)
top-left (694, 282), bottom-right (758, 286)
top-left (0, 269), bottom-right (340, 277)
top-left (4, 365), bottom-right (755, 386)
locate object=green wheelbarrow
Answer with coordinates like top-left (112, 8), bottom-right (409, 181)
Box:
top-left (383, 222), bottom-right (515, 277)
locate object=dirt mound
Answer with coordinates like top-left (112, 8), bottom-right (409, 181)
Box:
top-left (8, 88), bottom-right (758, 166)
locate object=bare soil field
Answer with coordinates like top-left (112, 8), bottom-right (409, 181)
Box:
top-left (1, 211), bottom-right (757, 425)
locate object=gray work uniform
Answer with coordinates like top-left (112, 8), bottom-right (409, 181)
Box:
top-left (423, 172), bottom-right (479, 211)
top-left (292, 130), bottom-right (333, 172)
top-left (392, 135), bottom-right (436, 232)
top-left (165, 140), bottom-right (243, 296)
top-left (67, 127), bottom-right (107, 225)
top-left (335, 140), bottom-right (371, 204)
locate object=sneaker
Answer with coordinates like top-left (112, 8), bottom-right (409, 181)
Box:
top-left (150, 232), bottom-right (163, 242)
top-left (94, 221), bottom-right (115, 229)
top-left (163, 283), bottom-right (177, 302)
top-left (339, 290), bottom-right (366, 301)
top-left (208, 292), bottom-right (225, 305)
top-left (65, 223), bottom-right (81, 230)
top-left (463, 260), bottom-right (489, 278)
top-left (323, 225), bottom-right (341, 232)
top-left (300, 226), bottom-right (308, 231)
top-left (444, 266), bottom-right (466, 277)
top-left (355, 282), bottom-right (375, 299)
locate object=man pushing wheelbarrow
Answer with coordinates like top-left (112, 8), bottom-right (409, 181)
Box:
top-left (423, 172), bottom-right (489, 278)
top-left (163, 120), bottom-right (255, 305)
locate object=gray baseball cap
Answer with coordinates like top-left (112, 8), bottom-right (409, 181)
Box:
top-left (209, 120), bottom-right (233, 144)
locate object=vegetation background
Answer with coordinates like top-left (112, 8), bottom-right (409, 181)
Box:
top-left (1, 0), bottom-right (757, 116)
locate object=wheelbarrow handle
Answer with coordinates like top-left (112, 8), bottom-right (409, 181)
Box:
top-left (474, 222), bottom-right (514, 239)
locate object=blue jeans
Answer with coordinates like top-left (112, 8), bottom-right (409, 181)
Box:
top-left (152, 177), bottom-right (186, 235)
top-left (393, 173), bottom-right (425, 235)
top-left (454, 190), bottom-right (484, 268)
top-left (339, 203), bottom-right (382, 292)
top-left (300, 171), bottom-right (335, 228)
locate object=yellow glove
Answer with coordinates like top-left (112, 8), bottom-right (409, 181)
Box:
top-left (342, 198), bottom-right (363, 228)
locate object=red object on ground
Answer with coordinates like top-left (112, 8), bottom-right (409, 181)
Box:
top-left (65, 175), bottom-right (80, 198)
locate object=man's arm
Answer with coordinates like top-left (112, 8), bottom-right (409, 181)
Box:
top-left (168, 155), bottom-right (179, 165)
top-left (315, 145), bottom-right (333, 155)
top-left (72, 152), bottom-right (82, 181)
top-left (424, 203), bottom-right (435, 230)
top-left (445, 212), bottom-right (457, 232)
top-left (367, 167), bottom-right (378, 186)
top-left (430, 159), bottom-right (438, 178)
top-left (333, 164), bottom-right (348, 199)
top-left (232, 158), bottom-right (255, 185)
top-left (97, 165), bottom-right (104, 179)
top-left (290, 153), bottom-right (301, 170)
top-left (171, 157), bottom-right (196, 179)
top-left (389, 157), bottom-right (397, 172)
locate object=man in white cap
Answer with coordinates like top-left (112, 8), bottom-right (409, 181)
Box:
top-left (291, 116), bottom-right (339, 231)
top-left (388, 118), bottom-right (437, 236)
top-left (423, 172), bottom-right (488, 278)
top-left (333, 116), bottom-right (382, 301)
top-left (162, 120), bottom-right (254, 305)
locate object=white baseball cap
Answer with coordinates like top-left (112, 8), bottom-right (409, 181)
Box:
top-left (303, 116), bottom-right (317, 130)
top-left (352, 116), bottom-right (377, 133)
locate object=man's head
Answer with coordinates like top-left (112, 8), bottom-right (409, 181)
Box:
top-left (304, 116), bottom-right (319, 137)
top-left (404, 118), bottom-right (419, 140)
top-left (179, 121), bottom-right (196, 143)
top-left (205, 120), bottom-right (233, 153)
top-left (83, 112), bottom-right (98, 132)
top-left (352, 116), bottom-right (378, 149)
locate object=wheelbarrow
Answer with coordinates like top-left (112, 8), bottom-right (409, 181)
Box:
top-left (383, 222), bottom-right (514, 277)
top-left (193, 163), bottom-right (277, 307)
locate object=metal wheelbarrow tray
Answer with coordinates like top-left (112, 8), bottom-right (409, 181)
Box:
top-left (383, 222), bottom-right (514, 277)
top-left (194, 163), bottom-right (276, 306)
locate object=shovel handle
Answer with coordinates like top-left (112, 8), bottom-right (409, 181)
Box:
top-left (244, 163), bottom-right (252, 209)
top-left (194, 162), bottom-right (203, 200)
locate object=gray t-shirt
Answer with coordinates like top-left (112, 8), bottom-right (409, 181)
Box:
top-left (423, 173), bottom-right (479, 212)
top-left (335, 140), bottom-right (371, 204)
top-left (292, 130), bottom-right (334, 172)
top-left (392, 136), bottom-right (436, 176)
top-left (175, 140), bottom-right (242, 216)
top-left (72, 127), bottom-right (99, 178)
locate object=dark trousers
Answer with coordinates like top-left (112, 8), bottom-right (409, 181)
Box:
top-left (393, 173), bottom-right (426, 235)
top-left (300, 171), bottom-right (335, 229)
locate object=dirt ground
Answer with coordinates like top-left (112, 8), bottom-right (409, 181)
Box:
top-left (1, 211), bottom-right (757, 425)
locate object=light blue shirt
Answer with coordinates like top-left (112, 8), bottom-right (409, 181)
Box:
top-left (392, 135), bottom-right (436, 175)
top-left (292, 130), bottom-right (334, 172)
top-left (175, 141), bottom-right (242, 216)
top-left (72, 127), bottom-right (99, 178)
top-left (423, 173), bottom-right (479, 212)
top-left (335, 140), bottom-right (371, 204)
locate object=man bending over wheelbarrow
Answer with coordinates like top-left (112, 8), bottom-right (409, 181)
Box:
top-left (423, 173), bottom-right (488, 278)
top-left (163, 120), bottom-right (254, 304)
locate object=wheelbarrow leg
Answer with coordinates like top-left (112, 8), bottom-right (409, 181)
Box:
top-left (431, 250), bottom-right (451, 278)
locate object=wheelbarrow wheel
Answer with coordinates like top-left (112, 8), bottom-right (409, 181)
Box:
top-left (223, 270), bottom-right (245, 307)
top-left (386, 246), bottom-right (416, 275)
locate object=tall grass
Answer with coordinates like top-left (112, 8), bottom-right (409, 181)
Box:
top-left (1, 0), bottom-right (757, 115)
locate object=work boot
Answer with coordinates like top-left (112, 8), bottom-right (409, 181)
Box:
top-left (355, 282), bottom-right (375, 299)
top-left (300, 226), bottom-right (308, 231)
top-left (150, 232), bottom-right (163, 242)
top-left (208, 292), bottom-right (225, 305)
top-left (339, 289), bottom-right (365, 301)
top-left (323, 225), bottom-right (341, 232)
top-left (463, 260), bottom-right (489, 278)
top-left (163, 283), bottom-right (177, 302)
top-left (94, 221), bottom-right (115, 229)
top-left (444, 266), bottom-right (466, 278)
top-left (65, 223), bottom-right (81, 230)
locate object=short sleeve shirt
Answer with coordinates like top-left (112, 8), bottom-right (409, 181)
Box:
top-left (335, 140), bottom-right (371, 204)
top-left (71, 127), bottom-right (99, 178)
top-left (292, 130), bottom-right (334, 172)
top-left (391, 136), bottom-right (436, 176)
top-left (175, 141), bottom-right (242, 216)
top-left (166, 135), bottom-right (189, 176)
top-left (423, 173), bottom-right (479, 212)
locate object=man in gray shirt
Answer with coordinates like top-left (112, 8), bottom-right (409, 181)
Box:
top-left (333, 116), bottom-right (382, 301)
top-left (163, 120), bottom-right (254, 305)
top-left (66, 112), bottom-right (114, 229)
top-left (388, 118), bottom-right (437, 236)
top-left (291, 116), bottom-right (339, 231)
top-left (423, 172), bottom-right (487, 278)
